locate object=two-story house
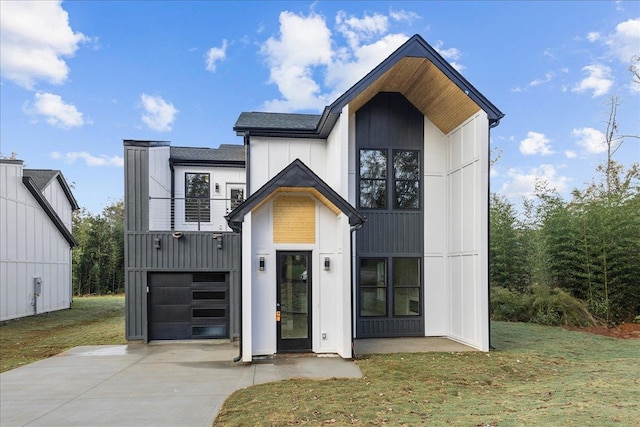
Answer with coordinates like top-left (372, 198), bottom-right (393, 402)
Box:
top-left (124, 34), bottom-right (503, 361)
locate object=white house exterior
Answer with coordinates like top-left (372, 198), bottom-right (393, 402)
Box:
top-left (226, 35), bottom-right (503, 361)
top-left (0, 159), bottom-right (79, 321)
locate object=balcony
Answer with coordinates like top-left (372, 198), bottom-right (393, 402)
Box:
top-left (148, 196), bottom-right (243, 232)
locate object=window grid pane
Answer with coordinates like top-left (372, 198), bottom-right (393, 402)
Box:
top-left (359, 258), bottom-right (387, 317)
top-left (185, 173), bottom-right (210, 222)
top-left (393, 258), bottom-right (420, 316)
top-left (359, 150), bottom-right (387, 209)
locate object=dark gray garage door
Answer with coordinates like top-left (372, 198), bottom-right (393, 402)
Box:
top-left (148, 272), bottom-right (229, 340)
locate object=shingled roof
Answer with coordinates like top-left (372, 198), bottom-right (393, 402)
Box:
top-left (169, 144), bottom-right (245, 165)
top-left (22, 169), bottom-right (79, 210)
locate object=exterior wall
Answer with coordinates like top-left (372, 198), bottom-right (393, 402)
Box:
top-left (124, 142), bottom-right (242, 341)
top-left (446, 111), bottom-right (489, 351)
top-left (0, 161), bottom-right (72, 321)
top-left (423, 119), bottom-right (448, 335)
top-left (148, 146), bottom-right (171, 230)
top-left (172, 165), bottom-right (244, 232)
top-left (249, 138), bottom-right (327, 193)
top-left (248, 193), bottom-right (350, 357)
top-left (42, 178), bottom-right (73, 231)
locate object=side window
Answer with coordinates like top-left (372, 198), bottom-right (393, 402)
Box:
top-left (185, 173), bottom-right (210, 222)
top-left (393, 150), bottom-right (420, 209)
top-left (228, 186), bottom-right (245, 212)
top-left (359, 150), bottom-right (387, 209)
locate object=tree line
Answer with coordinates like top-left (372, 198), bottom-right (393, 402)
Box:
top-left (72, 200), bottom-right (124, 295)
top-left (490, 98), bottom-right (639, 326)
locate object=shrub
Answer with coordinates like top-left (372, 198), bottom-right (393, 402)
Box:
top-left (490, 287), bottom-right (533, 322)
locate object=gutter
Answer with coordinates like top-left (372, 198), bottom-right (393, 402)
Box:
top-left (232, 222), bottom-right (243, 363)
top-left (349, 221), bottom-right (365, 359)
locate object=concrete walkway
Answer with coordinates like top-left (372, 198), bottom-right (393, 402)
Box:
top-left (0, 343), bottom-right (361, 427)
top-left (354, 336), bottom-right (477, 355)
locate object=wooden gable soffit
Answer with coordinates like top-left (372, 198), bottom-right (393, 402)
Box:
top-left (348, 57), bottom-right (481, 135)
top-left (251, 187), bottom-right (342, 216)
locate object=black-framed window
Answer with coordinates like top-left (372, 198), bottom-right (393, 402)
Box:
top-left (185, 173), bottom-right (210, 222)
top-left (359, 150), bottom-right (387, 209)
top-left (393, 150), bottom-right (420, 209)
top-left (393, 258), bottom-right (421, 316)
top-left (359, 149), bottom-right (420, 210)
top-left (359, 258), bottom-right (387, 316)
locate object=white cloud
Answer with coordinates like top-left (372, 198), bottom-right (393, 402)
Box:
top-left (139, 94), bottom-right (178, 132)
top-left (389, 9), bottom-right (420, 24)
top-left (24, 92), bottom-right (84, 128)
top-left (587, 31), bottom-right (601, 42)
top-left (572, 127), bottom-right (606, 154)
top-left (530, 71), bottom-right (555, 87)
top-left (260, 10), bottom-right (410, 112)
top-left (205, 39), bottom-right (228, 72)
top-left (433, 40), bottom-right (464, 72)
top-left (565, 150), bottom-right (577, 159)
top-left (261, 11), bottom-right (334, 111)
top-left (500, 164), bottom-right (570, 199)
top-left (51, 151), bottom-right (123, 167)
top-left (519, 131), bottom-right (553, 156)
top-left (0, 0), bottom-right (87, 89)
top-left (605, 18), bottom-right (640, 63)
top-left (572, 64), bottom-right (613, 97)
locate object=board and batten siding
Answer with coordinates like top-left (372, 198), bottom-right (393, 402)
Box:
top-left (446, 111), bottom-right (489, 351)
top-left (0, 161), bottom-right (72, 321)
top-left (123, 141), bottom-right (242, 341)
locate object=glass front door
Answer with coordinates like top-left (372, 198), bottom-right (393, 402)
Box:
top-left (277, 251), bottom-right (311, 352)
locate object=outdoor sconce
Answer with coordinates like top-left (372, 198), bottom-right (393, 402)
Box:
top-left (215, 183), bottom-right (220, 193)
top-left (172, 232), bottom-right (183, 239)
top-left (153, 238), bottom-right (161, 250)
top-left (212, 233), bottom-right (223, 249)
top-left (259, 256), bottom-right (265, 271)
top-left (324, 257), bottom-right (331, 270)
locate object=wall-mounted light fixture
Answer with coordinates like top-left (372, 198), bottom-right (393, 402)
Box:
top-left (153, 238), bottom-right (161, 250)
top-left (212, 233), bottom-right (223, 249)
top-left (259, 256), bottom-right (265, 271)
top-left (215, 183), bottom-right (220, 193)
top-left (172, 232), bottom-right (184, 239)
top-left (324, 256), bottom-right (331, 271)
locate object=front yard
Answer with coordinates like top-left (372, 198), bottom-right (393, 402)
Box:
top-left (215, 322), bottom-right (640, 426)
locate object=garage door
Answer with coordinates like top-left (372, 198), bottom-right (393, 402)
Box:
top-left (148, 272), bottom-right (229, 340)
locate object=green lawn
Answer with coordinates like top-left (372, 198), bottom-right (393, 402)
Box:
top-left (0, 295), bottom-right (126, 373)
top-left (215, 322), bottom-right (640, 426)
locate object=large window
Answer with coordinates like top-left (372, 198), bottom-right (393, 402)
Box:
top-left (185, 173), bottom-right (210, 222)
top-left (359, 149), bottom-right (420, 210)
top-left (359, 150), bottom-right (387, 209)
top-left (359, 258), bottom-right (387, 316)
top-left (393, 151), bottom-right (420, 209)
top-left (359, 257), bottom-right (421, 318)
top-left (393, 258), bottom-right (421, 316)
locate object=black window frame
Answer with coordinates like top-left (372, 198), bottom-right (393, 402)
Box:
top-left (392, 257), bottom-right (421, 317)
top-left (185, 172), bottom-right (211, 223)
top-left (358, 148), bottom-right (421, 211)
top-left (358, 258), bottom-right (388, 317)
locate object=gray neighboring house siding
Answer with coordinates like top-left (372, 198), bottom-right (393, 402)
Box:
top-left (123, 140), bottom-right (242, 342)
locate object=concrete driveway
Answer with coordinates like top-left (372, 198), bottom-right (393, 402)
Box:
top-left (0, 342), bottom-right (362, 427)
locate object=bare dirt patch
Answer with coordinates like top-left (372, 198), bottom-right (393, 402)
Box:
top-left (564, 322), bottom-right (640, 339)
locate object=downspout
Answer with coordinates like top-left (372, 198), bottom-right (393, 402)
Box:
top-left (349, 222), bottom-right (364, 359)
top-left (232, 222), bottom-right (243, 363)
top-left (488, 119), bottom-right (500, 350)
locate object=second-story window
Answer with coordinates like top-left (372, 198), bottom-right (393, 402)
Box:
top-left (359, 149), bottom-right (420, 210)
top-left (185, 173), bottom-right (210, 222)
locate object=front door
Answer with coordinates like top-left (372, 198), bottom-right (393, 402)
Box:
top-left (276, 251), bottom-right (312, 352)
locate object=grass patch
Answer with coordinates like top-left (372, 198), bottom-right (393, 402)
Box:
top-left (215, 322), bottom-right (640, 426)
top-left (0, 295), bottom-right (126, 373)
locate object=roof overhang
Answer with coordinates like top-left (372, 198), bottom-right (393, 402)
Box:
top-left (226, 159), bottom-right (366, 231)
top-left (233, 34), bottom-right (504, 139)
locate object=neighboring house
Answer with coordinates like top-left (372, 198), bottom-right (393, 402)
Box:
top-left (123, 143), bottom-right (245, 341)
top-left (0, 159), bottom-right (79, 321)
top-left (124, 34), bottom-right (503, 361)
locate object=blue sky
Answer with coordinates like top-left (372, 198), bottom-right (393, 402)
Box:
top-left (1, 1), bottom-right (638, 214)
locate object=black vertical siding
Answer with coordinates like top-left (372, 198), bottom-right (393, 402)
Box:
top-left (355, 92), bottom-right (425, 338)
top-left (123, 142), bottom-right (241, 341)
